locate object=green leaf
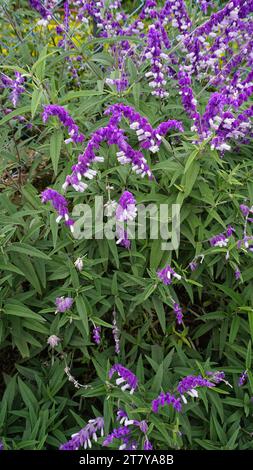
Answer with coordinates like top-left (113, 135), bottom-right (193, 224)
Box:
top-left (50, 129), bottom-right (63, 175)
top-left (7, 243), bottom-right (51, 260)
top-left (4, 301), bottom-right (45, 322)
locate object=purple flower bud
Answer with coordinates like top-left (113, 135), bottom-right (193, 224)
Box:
top-left (47, 335), bottom-right (61, 348)
top-left (55, 296), bottom-right (73, 313)
top-left (92, 326), bottom-right (101, 345)
top-left (238, 370), bottom-right (248, 387)
top-left (157, 265), bottom-right (181, 285)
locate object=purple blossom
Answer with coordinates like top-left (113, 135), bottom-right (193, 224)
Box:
top-left (238, 370), bottom-right (248, 387)
top-left (47, 335), bottom-right (61, 348)
top-left (0, 71), bottom-right (25, 107)
top-left (41, 188), bottom-right (74, 231)
top-left (235, 268), bottom-right (241, 280)
top-left (92, 326), bottom-right (101, 345)
top-left (152, 391), bottom-right (182, 413)
top-left (42, 105), bottom-right (84, 144)
top-left (177, 374), bottom-right (215, 402)
top-left (173, 303), bottom-right (183, 325)
top-left (115, 191), bottom-right (137, 222)
top-left (157, 264), bottom-right (181, 285)
top-left (206, 371), bottom-right (226, 384)
top-left (60, 417), bottom-right (104, 450)
top-left (240, 204), bottom-right (250, 216)
top-left (209, 233), bottom-right (229, 247)
top-left (227, 225), bottom-right (235, 237)
top-left (0, 441), bottom-right (3, 451)
top-left (189, 261), bottom-right (198, 271)
top-left (55, 296), bottom-right (73, 313)
top-left (29, 0), bottom-right (51, 19)
top-left (103, 426), bottom-right (131, 447)
top-left (109, 364), bottom-right (138, 394)
top-left (143, 438), bottom-right (153, 450)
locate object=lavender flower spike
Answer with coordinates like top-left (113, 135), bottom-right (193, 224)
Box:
top-left (1, 71), bottom-right (25, 107)
top-left (109, 364), bottom-right (138, 394)
top-left (173, 302), bottom-right (183, 325)
top-left (42, 105), bottom-right (84, 144)
top-left (60, 417), bottom-right (104, 450)
top-left (152, 391), bottom-right (182, 413)
top-left (55, 296), bottom-right (73, 313)
top-left (41, 188), bottom-right (74, 231)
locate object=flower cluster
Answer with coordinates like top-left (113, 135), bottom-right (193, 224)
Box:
top-left (0, 71), bottom-right (25, 107)
top-left (41, 188), bottom-right (74, 231)
top-left (47, 335), bottom-right (61, 348)
top-left (60, 417), bottom-right (104, 450)
top-left (42, 105), bottom-right (84, 144)
top-left (55, 296), bottom-right (73, 313)
top-left (92, 326), bottom-right (101, 345)
top-left (109, 364), bottom-right (138, 394)
top-left (157, 264), bottom-right (181, 285)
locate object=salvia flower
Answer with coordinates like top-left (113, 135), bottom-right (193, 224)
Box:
top-left (173, 302), bottom-right (183, 325)
top-left (238, 370), bottom-right (248, 387)
top-left (60, 417), bottom-right (104, 450)
top-left (115, 191), bottom-right (137, 222)
top-left (41, 188), bottom-right (74, 231)
top-left (103, 426), bottom-right (131, 447)
top-left (209, 233), bottom-right (229, 247)
top-left (74, 257), bottom-right (83, 271)
top-left (92, 326), bottom-right (101, 345)
top-left (0, 71), bottom-right (25, 107)
top-left (235, 268), bottom-right (241, 280)
top-left (55, 296), bottom-right (73, 313)
top-left (143, 438), bottom-right (153, 450)
top-left (42, 105), bottom-right (84, 144)
top-left (0, 441), bottom-right (3, 451)
top-left (47, 335), bottom-right (61, 348)
top-left (152, 391), bottom-right (182, 413)
top-left (157, 264), bottom-right (181, 285)
top-left (177, 374), bottom-right (215, 403)
top-left (109, 364), bottom-right (138, 394)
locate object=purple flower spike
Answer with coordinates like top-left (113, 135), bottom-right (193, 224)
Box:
top-left (209, 233), bottom-right (228, 247)
top-left (115, 191), bottom-right (137, 222)
top-left (238, 370), bottom-right (248, 387)
top-left (0, 441), bottom-right (3, 451)
top-left (143, 438), bottom-right (153, 450)
top-left (42, 105), bottom-right (84, 144)
top-left (60, 417), bottom-right (104, 450)
top-left (1, 71), bottom-right (25, 107)
top-left (177, 375), bottom-right (215, 403)
top-left (109, 364), bottom-right (138, 394)
top-left (173, 303), bottom-right (183, 325)
top-left (41, 188), bottom-right (74, 231)
top-left (240, 204), bottom-right (250, 217)
top-left (103, 426), bottom-right (131, 447)
top-left (157, 264), bottom-right (181, 285)
top-left (92, 326), bottom-right (101, 345)
top-left (152, 391), bottom-right (182, 413)
top-left (55, 296), bottom-right (73, 313)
